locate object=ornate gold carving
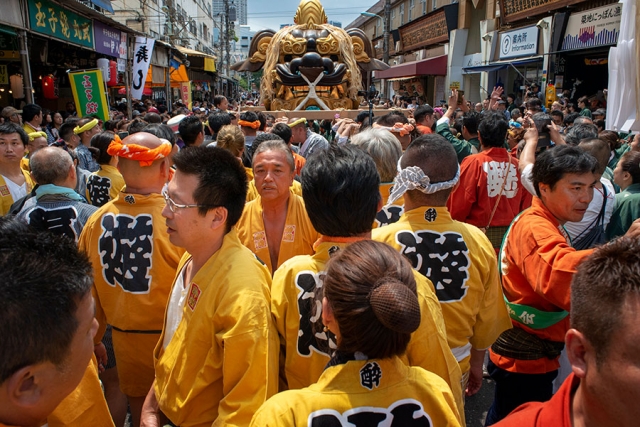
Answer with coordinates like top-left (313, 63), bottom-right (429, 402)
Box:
top-left (281, 34), bottom-right (308, 55)
top-left (249, 37), bottom-right (272, 63)
top-left (351, 36), bottom-right (370, 63)
top-left (293, 0), bottom-right (328, 29)
top-left (316, 34), bottom-right (339, 55)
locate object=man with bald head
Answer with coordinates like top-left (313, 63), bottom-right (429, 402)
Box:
top-left (373, 134), bottom-right (511, 401)
top-left (78, 132), bottom-right (184, 427)
top-left (16, 147), bottom-right (97, 241)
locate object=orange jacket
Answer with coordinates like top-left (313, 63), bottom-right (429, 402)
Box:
top-left (490, 197), bottom-right (592, 374)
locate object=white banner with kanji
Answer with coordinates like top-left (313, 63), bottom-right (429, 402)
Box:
top-left (131, 37), bottom-right (155, 99)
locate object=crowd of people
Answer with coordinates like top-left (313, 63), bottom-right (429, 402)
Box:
top-left (1, 84), bottom-right (639, 427)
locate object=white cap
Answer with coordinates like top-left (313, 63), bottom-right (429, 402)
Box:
top-left (167, 114), bottom-right (187, 133)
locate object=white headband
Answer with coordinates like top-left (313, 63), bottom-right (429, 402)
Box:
top-left (385, 162), bottom-right (460, 207)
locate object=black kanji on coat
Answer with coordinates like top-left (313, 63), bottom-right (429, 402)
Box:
top-left (295, 271), bottom-right (336, 357)
top-left (309, 400), bottom-right (432, 426)
top-left (99, 213), bottom-right (153, 293)
top-left (87, 174), bottom-right (111, 207)
top-left (27, 206), bottom-right (78, 241)
top-left (396, 230), bottom-right (470, 302)
top-left (375, 205), bottom-right (404, 228)
top-left (360, 361), bottom-right (382, 389)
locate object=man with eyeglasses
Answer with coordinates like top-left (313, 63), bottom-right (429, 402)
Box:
top-left (78, 132), bottom-right (184, 427)
top-left (141, 146), bottom-right (278, 427)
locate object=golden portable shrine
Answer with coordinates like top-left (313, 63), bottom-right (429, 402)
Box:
top-left (231, 0), bottom-right (389, 113)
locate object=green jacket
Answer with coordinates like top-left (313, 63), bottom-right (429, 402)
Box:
top-left (606, 183), bottom-right (640, 239)
top-left (436, 121), bottom-right (480, 163)
top-left (608, 144), bottom-right (631, 170)
top-left (579, 108), bottom-right (593, 119)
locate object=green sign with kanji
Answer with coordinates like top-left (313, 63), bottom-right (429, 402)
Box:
top-left (69, 69), bottom-right (109, 123)
top-left (28, 0), bottom-right (94, 49)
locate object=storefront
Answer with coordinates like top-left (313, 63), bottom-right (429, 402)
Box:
top-left (373, 3), bottom-right (458, 106)
top-left (551, 2), bottom-right (621, 101)
top-left (463, 25), bottom-right (545, 101)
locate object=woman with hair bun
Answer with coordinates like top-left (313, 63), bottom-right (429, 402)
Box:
top-left (250, 240), bottom-right (462, 426)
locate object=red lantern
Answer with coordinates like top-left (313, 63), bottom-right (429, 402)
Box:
top-left (42, 75), bottom-right (58, 99)
top-left (108, 60), bottom-right (118, 87)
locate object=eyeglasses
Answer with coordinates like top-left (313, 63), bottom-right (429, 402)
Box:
top-left (162, 189), bottom-right (213, 213)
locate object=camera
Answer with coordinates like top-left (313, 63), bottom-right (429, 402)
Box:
top-left (358, 84), bottom-right (379, 101)
top-left (532, 113), bottom-right (552, 148)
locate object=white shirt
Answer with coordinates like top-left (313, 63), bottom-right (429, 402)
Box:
top-left (2, 174), bottom-right (27, 201)
top-left (162, 262), bottom-right (189, 350)
top-left (520, 164), bottom-right (615, 240)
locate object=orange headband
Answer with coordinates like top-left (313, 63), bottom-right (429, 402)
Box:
top-left (373, 122), bottom-right (415, 137)
top-left (238, 120), bottom-right (260, 129)
top-left (107, 135), bottom-right (172, 167)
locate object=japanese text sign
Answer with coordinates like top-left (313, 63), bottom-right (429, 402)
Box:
top-left (69, 69), bottom-right (109, 123)
top-left (499, 26), bottom-right (539, 60)
top-left (94, 20), bottom-right (127, 59)
top-left (180, 81), bottom-right (192, 110)
top-left (0, 65), bottom-right (7, 85)
top-left (131, 37), bottom-right (155, 99)
top-left (28, 0), bottom-right (94, 49)
top-left (561, 4), bottom-right (622, 50)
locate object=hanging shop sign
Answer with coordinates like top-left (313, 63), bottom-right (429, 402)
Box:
top-left (499, 26), bottom-right (539, 60)
top-left (561, 4), bottom-right (622, 50)
top-left (28, 0), bottom-right (94, 49)
top-left (0, 65), bottom-right (7, 85)
top-left (68, 69), bottom-right (109, 122)
top-left (131, 37), bottom-right (155, 99)
top-left (93, 21), bottom-right (127, 59)
top-left (180, 81), bottom-right (192, 109)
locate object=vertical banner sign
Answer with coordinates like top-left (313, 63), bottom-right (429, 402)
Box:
top-left (0, 65), bottom-right (7, 85)
top-left (131, 37), bottom-right (155, 99)
top-left (180, 81), bottom-right (192, 109)
top-left (68, 69), bottom-right (109, 123)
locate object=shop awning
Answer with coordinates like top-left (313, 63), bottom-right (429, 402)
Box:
top-left (374, 55), bottom-right (448, 79)
top-left (176, 46), bottom-right (217, 72)
top-left (88, 0), bottom-right (114, 13)
top-left (463, 56), bottom-right (543, 74)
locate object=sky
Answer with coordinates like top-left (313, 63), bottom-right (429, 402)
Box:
top-left (246, 0), bottom-right (377, 32)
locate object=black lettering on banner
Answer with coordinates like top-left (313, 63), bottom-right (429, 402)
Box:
top-left (99, 213), bottom-right (153, 293)
top-left (132, 69), bottom-right (144, 90)
top-left (27, 206), bottom-right (79, 241)
top-left (295, 270), bottom-right (336, 357)
top-left (309, 399), bottom-right (432, 426)
top-left (396, 230), bottom-right (470, 302)
top-left (375, 205), bottom-right (404, 228)
top-left (87, 174), bottom-right (112, 207)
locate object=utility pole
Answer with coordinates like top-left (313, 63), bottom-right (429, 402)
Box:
top-left (383, 0), bottom-right (390, 64)
top-left (224, 0), bottom-right (230, 77)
